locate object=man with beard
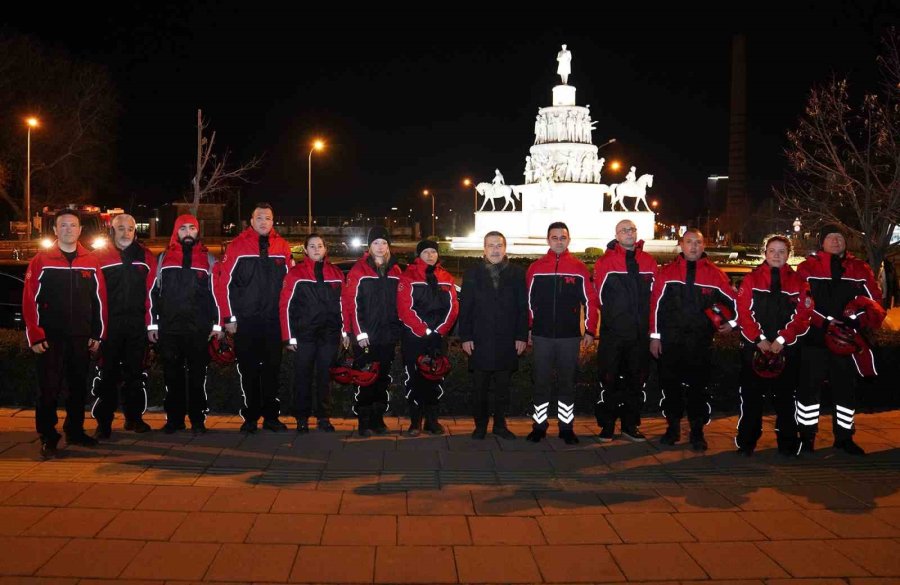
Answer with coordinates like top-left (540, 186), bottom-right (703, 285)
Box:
top-left (215, 204), bottom-right (294, 433)
top-left (91, 214), bottom-right (156, 437)
top-left (149, 214), bottom-right (221, 434)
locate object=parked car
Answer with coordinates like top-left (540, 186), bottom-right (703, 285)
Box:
top-left (0, 263), bottom-right (27, 330)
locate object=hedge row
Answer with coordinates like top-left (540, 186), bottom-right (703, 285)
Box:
top-left (1, 329), bottom-right (898, 419)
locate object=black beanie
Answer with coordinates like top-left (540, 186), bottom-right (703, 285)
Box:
top-left (818, 224), bottom-right (845, 247)
top-left (416, 239), bottom-right (439, 257)
top-left (367, 226), bottom-right (391, 246)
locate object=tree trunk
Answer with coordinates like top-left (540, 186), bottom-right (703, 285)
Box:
top-left (191, 108), bottom-right (202, 216)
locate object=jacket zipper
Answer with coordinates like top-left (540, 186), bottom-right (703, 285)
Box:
top-left (552, 254), bottom-right (560, 337)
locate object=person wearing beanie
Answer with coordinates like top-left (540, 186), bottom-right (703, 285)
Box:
top-left (214, 203), bottom-right (294, 434)
top-left (342, 227), bottom-right (402, 436)
top-left (796, 224), bottom-right (886, 455)
top-left (397, 239), bottom-right (459, 435)
top-left (149, 214), bottom-right (221, 434)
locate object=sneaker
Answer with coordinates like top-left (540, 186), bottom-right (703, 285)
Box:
top-left (65, 433), bottom-right (99, 447)
top-left (834, 438), bottom-right (866, 456)
top-left (492, 426), bottom-right (517, 441)
top-left (191, 422), bottom-right (207, 435)
top-left (296, 420), bottom-right (310, 434)
top-left (316, 419), bottom-right (335, 432)
top-left (621, 427), bottom-right (647, 442)
top-left (239, 421), bottom-right (258, 434)
top-left (471, 426), bottom-right (487, 440)
top-left (162, 421), bottom-right (186, 434)
top-left (124, 419), bottom-right (152, 433)
top-left (525, 426), bottom-right (547, 443)
top-left (597, 426), bottom-right (615, 443)
top-left (558, 429), bottom-right (580, 445)
top-left (799, 436), bottom-right (816, 454)
top-left (263, 418), bottom-right (288, 432)
top-left (94, 424), bottom-right (112, 440)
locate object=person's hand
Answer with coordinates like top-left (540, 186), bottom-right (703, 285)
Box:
top-left (770, 339), bottom-right (784, 354)
top-left (224, 322), bottom-right (237, 334)
top-left (581, 333), bottom-right (595, 349)
top-left (209, 330), bottom-right (223, 341)
top-left (31, 341), bottom-right (49, 354)
top-left (342, 336), bottom-right (351, 349)
top-left (757, 339), bottom-right (772, 353)
top-left (515, 340), bottom-right (527, 355)
top-left (527, 331), bottom-right (533, 346)
top-left (718, 323), bottom-right (734, 334)
top-left (650, 339), bottom-right (662, 358)
top-left (88, 339), bottom-right (101, 352)
top-left (359, 338), bottom-right (369, 349)
top-left (462, 341), bottom-right (474, 356)
top-left (287, 343), bottom-right (297, 352)
top-left (147, 330), bottom-right (158, 343)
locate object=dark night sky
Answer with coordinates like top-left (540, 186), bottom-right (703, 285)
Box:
top-left (5, 2), bottom-right (899, 224)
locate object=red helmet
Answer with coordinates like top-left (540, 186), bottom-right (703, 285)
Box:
top-left (416, 353), bottom-right (452, 381)
top-left (329, 348), bottom-right (355, 385)
top-left (143, 343), bottom-right (159, 371)
top-left (349, 348), bottom-right (381, 387)
top-left (824, 320), bottom-right (865, 356)
top-left (705, 302), bottom-right (735, 329)
top-left (209, 333), bottom-right (236, 365)
top-left (843, 296), bottom-right (883, 329)
top-left (752, 350), bottom-right (786, 379)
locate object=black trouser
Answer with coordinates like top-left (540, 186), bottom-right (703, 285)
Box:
top-left (472, 369), bottom-right (512, 427)
top-left (91, 322), bottom-right (147, 427)
top-left (402, 335), bottom-right (444, 409)
top-left (658, 338), bottom-right (713, 426)
top-left (595, 332), bottom-right (648, 429)
top-left (35, 335), bottom-right (91, 442)
top-left (160, 330), bottom-right (210, 426)
top-left (353, 343), bottom-right (395, 414)
top-left (235, 321), bottom-right (283, 423)
top-left (531, 336), bottom-right (581, 430)
top-left (293, 335), bottom-right (340, 420)
top-left (798, 345), bottom-right (858, 440)
top-left (737, 347), bottom-right (800, 450)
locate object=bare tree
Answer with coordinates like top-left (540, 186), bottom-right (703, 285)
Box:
top-left (777, 30), bottom-right (900, 271)
top-left (190, 109), bottom-right (262, 215)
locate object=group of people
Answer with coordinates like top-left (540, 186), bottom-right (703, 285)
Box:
top-left (22, 206), bottom-right (886, 460)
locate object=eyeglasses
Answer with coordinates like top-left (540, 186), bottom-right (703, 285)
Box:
top-left (617, 227), bottom-right (637, 234)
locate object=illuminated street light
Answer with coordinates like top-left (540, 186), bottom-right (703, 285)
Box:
top-left (308, 139), bottom-right (325, 234)
top-left (25, 117), bottom-right (40, 238)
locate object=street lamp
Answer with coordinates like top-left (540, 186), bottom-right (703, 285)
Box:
top-left (598, 137), bottom-right (617, 149)
top-left (307, 139), bottom-right (325, 233)
top-left (609, 160), bottom-right (622, 171)
top-left (423, 189), bottom-right (435, 237)
top-left (25, 117), bottom-right (39, 238)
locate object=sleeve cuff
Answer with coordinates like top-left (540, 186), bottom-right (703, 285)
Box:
top-left (288, 337), bottom-right (297, 345)
top-left (227, 316), bottom-right (237, 324)
top-left (425, 328), bottom-right (433, 336)
top-left (342, 332), bottom-right (348, 338)
top-left (212, 325), bottom-right (222, 332)
top-left (650, 333), bottom-right (661, 340)
top-left (759, 334), bottom-right (767, 341)
top-left (356, 333), bottom-right (369, 341)
top-left (147, 324), bottom-right (159, 331)
top-left (728, 319), bottom-right (738, 328)
top-left (775, 336), bottom-right (786, 345)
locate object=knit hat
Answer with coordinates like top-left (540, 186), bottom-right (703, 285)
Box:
top-left (818, 224), bottom-right (845, 248)
top-left (367, 226), bottom-right (391, 246)
top-left (416, 239), bottom-right (439, 257)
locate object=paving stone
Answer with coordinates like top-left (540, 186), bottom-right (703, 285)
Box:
top-left (682, 541), bottom-right (788, 579)
top-left (120, 541), bottom-right (220, 581)
top-left (0, 505), bottom-right (52, 536)
top-left (719, 486), bottom-right (800, 510)
top-left (170, 511), bottom-right (256, 542)
top-left (674, 511), bottom-right (767, 541)
top-left (470, 489), bottom-right (541, 515)
top-left (4, 481), bottom-right (91, 506)
top-left (608, 543), bottom-right (707, 581)
top-left (36, 538), bottom-right (145, 578)
top-left (454, 545), bottom-right (541, 583)
top-left (0, 536), bottom-right (69, 575)
top-left (205, 543), bottom-right (297, 582)
top-left (397, 515), bottom-right (471, 545)
top-left (825, 538), bottom-right (900, 576)
top-left (803, 509), bottom-right (900, 538)
top-left (531, 544), bottom-right (625, 582)
top-left (781, 485), bottom-right (871, 509)
top-left (270, 489), bottom-right (341, 514)
top-left (290, 545), bottom-right (375, 583)
top-left (246, 513), bottom-right (326, 544)
top-left (340, 491), bottom-right (406, 515)
top-left (438, 450), bottom-right (494, 470)
top-left (535, 490), bottom-right (609, 514)
top-left (201, 486), bottom-right (278, 512)
top-left (656, 487), bottom-right (740, 512)
top-left (596, 489), bottom-right (677, 513)
top-left (756, 540), bottom-right (870, 578)
top-left (739, 510), bottom-right (837, 540)
top-left (468, 516), bottom-right (545, 545)
top-left (407, 490), bottom-right (474, 515)
top-left (606, 512), bottom-right (696, 543)
top-left (136, 485), bottom-right (216, 511)
top-left (382, 450), bottom-right (439, 471)
top-left (321, 515), bottom-right (396, 545)
top-left (69, 484), bottom-right (155, 510)
top-left (97, 510), bottom-right (187, 541)
top-left (24, 507), bottom-right (117, 538)
top-left (374, 545), bottom-right (457, 583)
top-left (537, 514), bottom-right (622, 544)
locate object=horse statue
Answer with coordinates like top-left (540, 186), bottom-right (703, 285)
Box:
top-left (476, 182), bottom-right (520, 211)
top-left (610, 174), bottom-right (653, 211)
top-left (598, 184), bottom-right (616, 211)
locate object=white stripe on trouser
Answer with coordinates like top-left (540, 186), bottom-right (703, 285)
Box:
top-left (835, 404), bottom-right (854, 430)
top-left (532, 401), bottom-right (549, 424)
top-left (795, 401), bottom-right (820, 426)
top-left (557, 401), bottom-right (574, 424)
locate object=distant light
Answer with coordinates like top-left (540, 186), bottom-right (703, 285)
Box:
top-left (708, 175), bottom-right (729, 181)
top-left (423, 189), bottom-right (430, 196)
top-left (91, 236), bottom-right (108, 249)
top-left (463, 178), bottom-right (472, 187)
top-left (350, 237), bottom-right (362, 248)
top-left (610, 161), bottom-right (621, 171)
top-left (312, 139), bottom-right (325, 151)
top-left (40, 238), bottom-right (54, 249)
top-left (391, 207), bottom-right (398, 211)
top-left (26, 117), bottom-right (40, 128)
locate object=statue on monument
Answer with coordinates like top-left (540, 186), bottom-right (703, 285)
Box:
top-left (625, 166), bottom-right (637, 183)
top-left (556, 44), bottom-right (572, 85)
top-left (493, 169), bottom-right (506, 185)
top-left (524, 156), bottom-right (534, 183)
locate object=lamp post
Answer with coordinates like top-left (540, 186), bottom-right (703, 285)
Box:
top-left (423, 189), bottom-right (435, 237)
top-left (25, 117), bottom-right (39, 238)
top-left (307, 139), bottom-right (325, 233)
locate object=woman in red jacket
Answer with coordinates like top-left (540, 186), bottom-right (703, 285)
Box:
top-left (280, 234), bottom-right (348, 433)
top-left (397, 239), bottom-right (459, 435)
top-left (735, 236), bottom-right (813, 457)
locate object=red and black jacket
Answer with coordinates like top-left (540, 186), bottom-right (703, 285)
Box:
top-left (796, 251), bottom-right (885, 346)
top-left (93, 241), bottom-right (156, 329)
top-left (526, 249), bottom-right (598, 339)
top-left (149, 215), bottom-right (220, 335)
top-left (23, 242), bottom-right (108, 346)
top-left (737, 262), bottom-right (813, 347)
top-left (279, 256), bottom-right (345, 344)
top-left (342, 253), bottom-right (402, 345)
top-left (593, 240), bottom-right (657, 339)
top-left (650, 253), bottom-right (737, 345)
top-left (397, 258), bottom-right (459, 338)
top-left (214, 227), bottom-right (293, 325)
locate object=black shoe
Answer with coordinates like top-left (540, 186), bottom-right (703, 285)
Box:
top-left (124, 419), bottom-right (151, 433)
top-left (263, 418), bottom-right (288, 432)
top-left (162, 421), bottom-right (186, 434)
top-left (316, 418), bottom-right (335, 432)
top-left (296, 420), bottom-right (310, 434)
top-left (65, 433), bottom-right (99, 447)
top-left (690, 434), bottom-right (708, 452)
top-left (40, 434), bottom-right (60, 459)
top-left (191, 422), bottom-right (207, 435)
top-left (621, 427), bottom-right (646, 442)
top-left (356, 406), bottom-right (373, 438)
top-left (371, 402), bottom-right (389, 435)
top-left (492, 426), bottom-right (517, 440)
top-left (799, 436), bottom-right (816, 454)
top-left (94, 424), bottom-right (112, 440)
top-left (471, 425), bottom-right (487, 440)
top-left (736, 446), bottom-right (754, 457)
top-left (660, 424), bottom-right (680, 446)
top-left (597, 426), bottom-right (615, 442)
top-left (239, 421), bottom-right (258, 434)
top-left (834, 438), bottom-right (866, 456)
top-left (423, 407), bottom-right (445, 435)
top-left (526, 426), bottom-right (547, 443)
top-left (559, 429), bottom-right (580, 445)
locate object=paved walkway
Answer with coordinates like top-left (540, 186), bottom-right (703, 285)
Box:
top-left (0, 408), bottom-right (898, 584)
